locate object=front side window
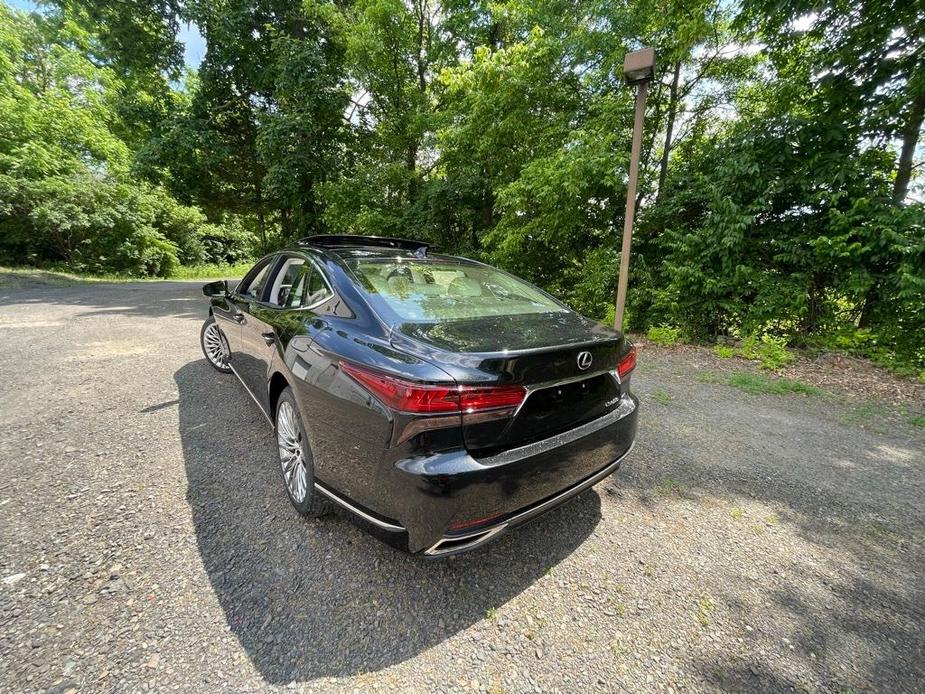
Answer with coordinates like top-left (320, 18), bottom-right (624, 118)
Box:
top-left (238, 258), bottom-right (274, 301)
top-left (346, 259), bottom-right (566, 321)
top-left (264, 254), bottom-right (333, 309)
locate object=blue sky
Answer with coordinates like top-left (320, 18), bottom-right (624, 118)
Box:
top-left (4, 0), bottom-right (205, 68)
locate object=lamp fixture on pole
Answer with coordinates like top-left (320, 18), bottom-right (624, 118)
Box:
top-left (614, 47), bottom-right (655, 332)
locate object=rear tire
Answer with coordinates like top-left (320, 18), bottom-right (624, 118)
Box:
top-left (200, 317), bottom-right (232, 373)
top-left (275, 387), bottom-right (329, 518)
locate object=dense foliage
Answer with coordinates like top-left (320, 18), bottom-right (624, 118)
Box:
top-left (1, 0), bottom-right (923, 372)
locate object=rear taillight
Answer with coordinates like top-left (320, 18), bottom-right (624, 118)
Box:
top-left (341, 362), bottom-right (525, 415)
top-left (458, 385), bottom-right (525, 412)
top-left (617, 345), bottom-right (637, 379)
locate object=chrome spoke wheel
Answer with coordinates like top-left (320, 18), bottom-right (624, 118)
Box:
top-left (203, 322), bottom-right (227, 369)
top-left (277, 401), bottom-right (308, 503)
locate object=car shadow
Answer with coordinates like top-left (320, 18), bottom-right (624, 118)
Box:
top-left (176, 359), bottom-right (602, 683)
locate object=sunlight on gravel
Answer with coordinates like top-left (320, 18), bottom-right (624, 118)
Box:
top-left (0, 281), bottom-right (922, 693)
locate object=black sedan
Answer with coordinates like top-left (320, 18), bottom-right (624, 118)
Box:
top-left (199, 235), bottom-right (638, 556)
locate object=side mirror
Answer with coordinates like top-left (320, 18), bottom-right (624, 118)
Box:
top-left (202, 280), bottom-right (228, 298)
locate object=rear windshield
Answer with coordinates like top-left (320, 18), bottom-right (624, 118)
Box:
top-left (346, 258), bottom-right (567, 321)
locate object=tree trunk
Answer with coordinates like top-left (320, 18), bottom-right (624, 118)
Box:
top-left (406, 144), bottom-right (418, 203)
top-left (480, 183), bottom-right (494, 231)
top-left (255, 186), bottom-right (267, 248)
top-left (656, 60), bottom-right (682, 205)
top-left (893, 80), bottom-right (925, 204)
top-left (414, 0), bottom-right (429, 92)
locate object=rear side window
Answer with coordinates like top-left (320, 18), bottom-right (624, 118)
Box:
top-left (282, 262), bottom-right (311, 307)
top-left (305, 266), bottom-right (333, 307)
top-left (269, 257), bottom-right (308, 307)
top-left (346, 259), bottom-right (566, 321)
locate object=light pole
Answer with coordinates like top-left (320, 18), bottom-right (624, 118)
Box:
top-left (614, 47), bottom-right (655, 332)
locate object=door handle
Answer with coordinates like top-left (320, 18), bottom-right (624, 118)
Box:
top-left (261, 332), bottom-right (276, 345)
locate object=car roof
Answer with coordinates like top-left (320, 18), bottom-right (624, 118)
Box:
top-left (322, 248), bottom-right (473, 264)
top-left (299, 234), bottom-right (429, 253)
top-left (281, 239), bottom-right (478, 266)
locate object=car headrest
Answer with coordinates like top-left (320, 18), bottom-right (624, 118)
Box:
top-left (447, 277), bottom-right (482, 298)
top-left (387, 275), bottom-right (412, 296)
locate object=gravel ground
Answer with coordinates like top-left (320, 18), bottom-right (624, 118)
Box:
top-left (0, 279), bottom-right (922, 693)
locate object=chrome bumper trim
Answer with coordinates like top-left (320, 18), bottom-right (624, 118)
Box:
top-left (424, 440), bottom-right (635, 556)
top-left (313, 482), bottom-right (406, 532)
top-left (478, 395), bottom-right (636, 467)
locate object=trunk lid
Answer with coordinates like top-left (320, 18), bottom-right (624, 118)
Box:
top-left (394, 312), bottom-right (626, 456)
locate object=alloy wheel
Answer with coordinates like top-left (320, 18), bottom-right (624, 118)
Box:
top-left (276, 400), bottom-right (308, 503)
top-left (203, 322), bottom-right (228, 369)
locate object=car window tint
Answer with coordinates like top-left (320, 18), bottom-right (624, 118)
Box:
top-left (269, 257), bottom-right (306, 307)
top-left (305, 266), bottom-right (333, 307)
top-left (347, 259), bottom-right (566, 321)
top-left (282, 262), bottom-right (311, 308)
top-left (238, 260), bottom-right (273, 301)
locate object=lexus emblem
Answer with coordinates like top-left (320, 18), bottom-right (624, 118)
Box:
top-left (576, 351), bottom-right (593, 370)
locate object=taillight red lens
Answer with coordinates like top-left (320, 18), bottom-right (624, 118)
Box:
top-left (341, 363), bottom-right (459, 413)
top-left (459, 385), bottom-right (525, 412)
top-left (617, 345), bottom-right (637, 379)
top-left (341, 363), bottom-right (526, 415)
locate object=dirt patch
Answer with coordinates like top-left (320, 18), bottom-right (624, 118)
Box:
top-left (633, 337), bottom-right (925, 408)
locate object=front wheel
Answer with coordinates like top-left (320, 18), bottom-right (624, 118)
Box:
top-left (276, 387), bottom-right (329, 518)
top-left (200, 317), bottom-right (232, 373)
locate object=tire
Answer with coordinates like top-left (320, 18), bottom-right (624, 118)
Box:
top-left (275, 387), bottom-right (329, 517)
top-left (200, 316), bottom-right (232, 373)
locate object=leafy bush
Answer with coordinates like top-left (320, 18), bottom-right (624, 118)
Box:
top-left (710, 334), bottom-right (795, 369)
top-left (739, 334), bottom-right (795, 370)
top-left (0, 175), bottom-right (254, 277)
top-left (646, 325), bottom-right (686, 346)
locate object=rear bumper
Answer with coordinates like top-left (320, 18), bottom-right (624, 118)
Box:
top-left (393, 393), bottom-right (638, 553)
top-left (423, 440), bottom-right (634, 556)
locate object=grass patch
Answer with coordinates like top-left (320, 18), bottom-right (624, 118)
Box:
top-left (908, 414), bottom-right (925, 428)
top-left (646, 325), bottom-right (685, 346)
top-left (727, 373), bottom-right (822, 396)
top-left (651, 388), bottom-right (671, 405)
top-left (0, 262), bottom-right (253, 286)
top-left (0, 265), bottom-right (141, 286)
top-left (697, 596), bottom-right (715, 627)
top-left (167, 262), bottom-right (253, 280)
top-left (485, 606), bottom-right (497, 621)
top-left (696, 370), bottom-right (723, 384)
top-left (609, 637), bottom-right (629, 657)
top-left (657, 477), bottom-right (683, 495)
top-left (730, 506), bottom-right (744, 520)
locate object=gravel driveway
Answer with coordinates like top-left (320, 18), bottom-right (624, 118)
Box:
top-left (0, 279), bottom-right (922, 693)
